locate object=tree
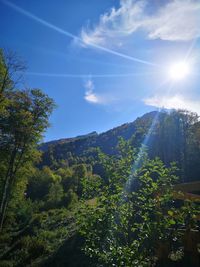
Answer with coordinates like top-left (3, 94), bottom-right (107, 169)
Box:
top-left (146, 110), bottom-right (199, 182)
top-left (72, 164), bottom-right (87, 196)
top-left (78, 143), bottom-right (199, 266)
top-left (81, 173), bottom-right (102, 199)
top-left (0, 87), bottom-right (55, 229)
top-left (0, 49), bottom-right (25, 101)
top-left (26, 167), bottom-right (55, 201)
top-left (0, 51), bottom-right (57, 264)
top-left (46, 181), bottom-right (64, 208)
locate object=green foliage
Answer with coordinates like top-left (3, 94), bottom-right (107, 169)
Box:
top-left (81, 174), bottom-right (102, 199)
top-left (0, 87), bottom-right (55, 229)
top-left (78, 149), bottom-right (199, 267)
top-left (27, 167), bottom-right (55, 201)
top-left (46, 181), bottom-right (64, 208)
top-left (0, 209), bottom-right (74, 266)
top-left (65, 189), bottom-right (78, 208)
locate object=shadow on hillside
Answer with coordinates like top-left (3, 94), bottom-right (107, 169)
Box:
top-left (40, 234), bottom-right (94, 267)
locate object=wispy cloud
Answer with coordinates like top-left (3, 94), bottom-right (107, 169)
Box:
top-left (84, 79), bottom-right (118, 105)
top-left (81, 0), bottom-right (145, 46)
top-left (81, 0), bottom-right (200, 46)
top-left (2, 0), bottom-right (156, 66)
top-left (84, 79), bottom-right (103, 104)
top-left (146, 0), bottom-right (200, 41)
top-left (144, 94), bottom-right (200, 114)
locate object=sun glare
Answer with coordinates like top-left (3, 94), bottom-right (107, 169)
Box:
top-left (169, 61), bottom-right (190, 81)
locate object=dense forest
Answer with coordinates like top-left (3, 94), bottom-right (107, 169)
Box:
top-left (0, 49), bottom-right (200, 267)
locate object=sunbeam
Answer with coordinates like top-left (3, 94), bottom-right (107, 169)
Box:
top-left (125, 111), bottom-right (160, 193)
top-left (125, 78), bottom-right (175, 193)
top-left (1, 0), bottom-right (158, 67)
top-left (184, 38), bottom-right (198, 62)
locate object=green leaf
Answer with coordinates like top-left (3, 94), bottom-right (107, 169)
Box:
top-left (168, 210), bottom-right (174, 216)
top-left (169, 219), bottom-right (176, 225)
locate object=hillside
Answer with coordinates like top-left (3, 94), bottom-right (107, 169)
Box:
top-left (40, 110), bottom-right (200, 182)
top-left (40, 111), bottom-right (157, 165)
top-left (1, 101), bottom-right (200, 267)
top-left (40, 111), bottom-right (158, 155)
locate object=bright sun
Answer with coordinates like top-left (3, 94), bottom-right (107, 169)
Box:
top-left (169, 61), bottom-right (190, 81)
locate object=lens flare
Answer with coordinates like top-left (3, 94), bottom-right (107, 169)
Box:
top-left (169, 61), bottom-right (190, 81)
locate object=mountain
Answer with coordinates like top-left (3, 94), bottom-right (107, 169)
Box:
top-left (40, 110), bottom-right (200, 182)
top-left (41, 131), bottom-right (98, 152)
top-left (40, 111), bottom-right (157, 155)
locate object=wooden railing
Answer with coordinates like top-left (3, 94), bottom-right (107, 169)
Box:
top-left (173, 181), bottom-right (200, 202)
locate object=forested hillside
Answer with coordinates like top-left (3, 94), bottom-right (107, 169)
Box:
top-left (0, 49), bottom-right (200, 267)
top-left (41, 110), bottom-right (200, 183)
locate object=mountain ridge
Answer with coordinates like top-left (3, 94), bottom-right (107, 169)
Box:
top-left (40, 110), bottom-right (200, 183)
top-left (40, 111), bottom-right (158, 152)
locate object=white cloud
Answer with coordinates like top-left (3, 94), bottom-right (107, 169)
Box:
top-left (144, 94), bottom-right (200, 114)
top-left (84, 79), bottom-right (118, 105)
top-left (84, 79), bottom-right (104, 104)
top-left (84, 92), bottom-right (100, 103)
top-left (81, 0), bottom-right (200, 46)
top-left (85, 79), bottom-right (94, 91)
top-left (146, 0), bottom-right (200, 41)
top-left (81, 0), bottom-right (145, 46)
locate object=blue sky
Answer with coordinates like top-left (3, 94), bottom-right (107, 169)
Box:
top-left (1, 0), bottom-right (200, 141)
